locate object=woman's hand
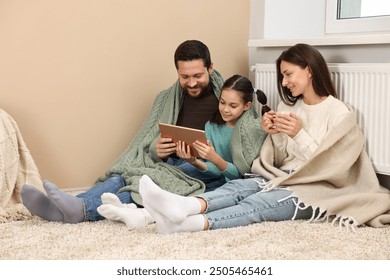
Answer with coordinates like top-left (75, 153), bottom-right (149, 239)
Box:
top-left (273, 112), bottom-right (302, 138)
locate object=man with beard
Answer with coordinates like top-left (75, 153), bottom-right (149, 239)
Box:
top-left (20, 40), bottom-right (265, 225)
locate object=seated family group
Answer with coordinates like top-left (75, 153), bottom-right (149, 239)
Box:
top-left (3, 40), bottom-right (390, 232)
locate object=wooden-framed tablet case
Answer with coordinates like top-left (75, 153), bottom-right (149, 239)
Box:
top-left (158, 123), bottom-right (207, 158)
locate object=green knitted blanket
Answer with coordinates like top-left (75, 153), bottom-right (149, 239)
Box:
top-left (95, 70), bottom-right (266, 205)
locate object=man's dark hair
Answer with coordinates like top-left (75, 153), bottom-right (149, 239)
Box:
top-left (174, 40), bottom-right (212, 70)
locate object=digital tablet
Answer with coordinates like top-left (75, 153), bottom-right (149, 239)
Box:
top-left (158, 123), bottom-right (207, 158)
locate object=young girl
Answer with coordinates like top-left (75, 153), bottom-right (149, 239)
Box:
top-left (175, 74), bottom-right (266, 191)
top-left (138, 43), bottom-right (390, 234)
top-left (96, 75), bottom-right (268, 227)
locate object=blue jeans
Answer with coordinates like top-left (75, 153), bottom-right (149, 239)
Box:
top-left (199, 178), bottom-right (314, 230)
top-left (76, 175), bottom-right (131, 221)
top-left (167, 157), bottom-right (227, 192)
top-left (77, 155), bottom-right (226, 221)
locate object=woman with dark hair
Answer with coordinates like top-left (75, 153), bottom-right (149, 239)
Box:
top-left (276, 43), bottom-right (337, 105)
top-left (139, 43), bottom-right (390, 234)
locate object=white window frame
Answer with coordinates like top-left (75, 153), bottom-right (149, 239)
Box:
top-left (326, 0), bottom-right (390, 34)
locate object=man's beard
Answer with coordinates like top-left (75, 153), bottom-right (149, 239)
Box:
top-left (183, 81), bottom-right (211, 99)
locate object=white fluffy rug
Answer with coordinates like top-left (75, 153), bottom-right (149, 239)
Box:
top-left (1, 208), bottom-right (389, 260)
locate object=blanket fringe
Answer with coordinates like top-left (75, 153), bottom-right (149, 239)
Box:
top-left (277, 194), bottom-right (323, 222)
top-left (255, 179), bottom-right (277, 192)
top-left (331, 215), bottom-right (358, 233)
top-left (278, 194), bottom-right (357, 232)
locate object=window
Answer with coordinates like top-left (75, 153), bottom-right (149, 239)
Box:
top-left (326, 0), bottom-right (390, 34)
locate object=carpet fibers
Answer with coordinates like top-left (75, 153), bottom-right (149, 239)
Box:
top-left (1, 212), bottom-right (389, 260)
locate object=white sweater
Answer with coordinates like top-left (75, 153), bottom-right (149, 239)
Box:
top-left (272, 96), bottom-right (350, 171)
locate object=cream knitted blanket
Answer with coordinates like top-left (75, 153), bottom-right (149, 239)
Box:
top-left (0, 109), bottom-right (43, 221)
top-left (252, 110), bottom-right (390, 228)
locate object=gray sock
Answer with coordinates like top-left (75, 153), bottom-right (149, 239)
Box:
top-left (21, 184), bottom-right (64, 222)
top-left (43, 180), bottom-right (85, 224)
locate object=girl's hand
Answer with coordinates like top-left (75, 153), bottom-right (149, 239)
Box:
top-left (261, 110), bottom-right (279, 134)
top-left (273, 112), bottom-right (302, 138)
top-left (176, 141), bottom-right (197, 164)
top-left (193, 140), bottom-right (217, 161)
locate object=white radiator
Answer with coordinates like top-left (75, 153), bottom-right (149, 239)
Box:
top-left (251, 63), bottom-right (390, 175)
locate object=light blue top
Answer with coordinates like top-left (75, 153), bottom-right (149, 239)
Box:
top-left (204, 121), bottom-right (241, 181)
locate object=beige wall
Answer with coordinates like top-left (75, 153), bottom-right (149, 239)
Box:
top-left (0, 0), bottom-right (250, 189)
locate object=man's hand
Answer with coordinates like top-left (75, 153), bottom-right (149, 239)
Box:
top-left (156, 137), bottom-right (176, 159)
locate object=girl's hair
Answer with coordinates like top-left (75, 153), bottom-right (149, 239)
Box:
top-left (210, 75), bottom-right (254, 125)
top-left (174, 40), bottom-right (212, 70)
top-left (276, 43), bottom-right (337, 105)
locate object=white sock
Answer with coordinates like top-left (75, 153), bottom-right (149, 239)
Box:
top-left (144, 203), bottom-right (205, 234)
top-left (101, 193), bottom-right (137, 209)
top-left (97, 204), bottom-right (154, 228)
top-left (139, 175), bottom-right (201, 224)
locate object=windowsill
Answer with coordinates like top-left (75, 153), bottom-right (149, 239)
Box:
top-left (248, 33), bottom-right (390, 47)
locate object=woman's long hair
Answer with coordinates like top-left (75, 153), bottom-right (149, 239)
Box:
top-left (276, 43), bottom-right (337, 105)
